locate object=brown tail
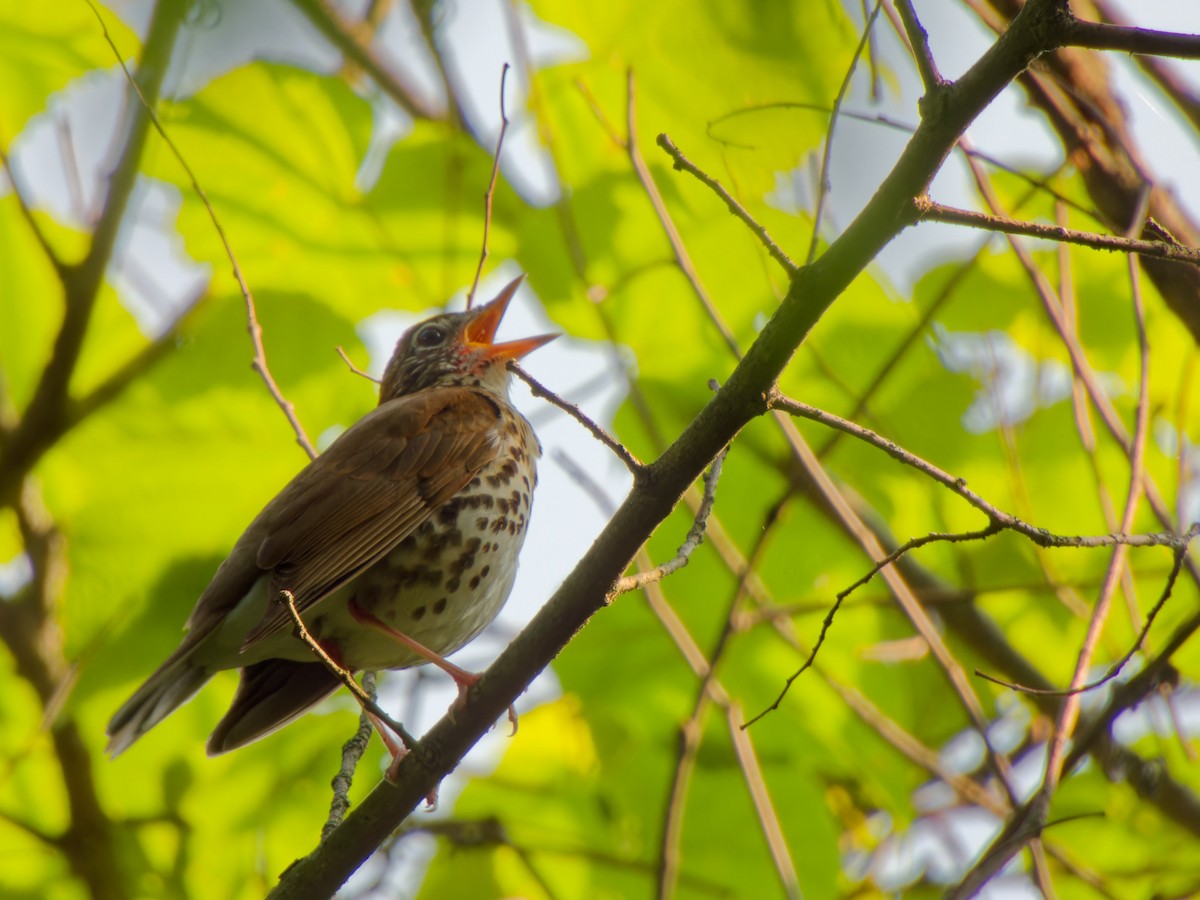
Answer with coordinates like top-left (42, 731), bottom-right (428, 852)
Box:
top-left (206, 659), bottom-right (341, 755)
top-left (107, 656), bottom-right (212, 757)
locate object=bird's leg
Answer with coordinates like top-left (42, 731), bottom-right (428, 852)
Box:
top-left (366, 711), bottom-right (438, 807)
top-left (348, 599), bottom-right (518, 734)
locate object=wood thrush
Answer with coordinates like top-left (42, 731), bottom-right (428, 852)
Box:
top-left (107, 276), bottom-right (556, 759)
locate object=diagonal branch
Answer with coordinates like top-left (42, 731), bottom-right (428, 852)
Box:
top-left (655, 134), bottom-right (797, 276)
top-left (266, 3), bottom-right (1115, 894)
top-left (510, 362), bottom-right (643, 474)
top-left (289, 0), bottom-right (440, 120)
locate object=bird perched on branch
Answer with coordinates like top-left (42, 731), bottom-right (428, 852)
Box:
top-left (108, 276), bottom-right (555, 766)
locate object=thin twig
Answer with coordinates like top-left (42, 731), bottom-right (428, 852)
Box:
top-left (953, 211), bottom-right (1160, 896)
top-left (658, 496), bottom-right (786, 900)
top-left (771, 392), bottom-right (1191, 552)
top-left (54, 112), bottom-right (86, 223)
top-left (467, 63), bottom-right (511, 309)
top-left (708, 103), bottom-right (1102, 222)
top-left (550, 448), bottom-right (619, 516)
top-left (288, 0), bottom-right (439, 120)
top-left (976, 540), bottom-right (1191, 697)
top-left (0, 144), bottom-right (63, 272)
top-left (614, 450), bottom-right (726, 594)
top-left (509, 362), bottom-right (643, 474)
top-left (742, 523), bottom-right (1002, 729)
top-left (915, 196), bottom-right (1200, 266)
top-left (724, 704), bottom-right (801, 900)
top-left (335, 346), bottom-right (381, 383)
top-left (627, 71), bottom-right (741, 360)
top-left (894, 0), bottom-right (944, 92)
top-left (573, 77), bottom-right (627, 149)
top-left (323, 670), bottom-right (378, 841)
top-left (984, 540), bottom-right (1190, 700)
top-left (807, 0), bottom-right (884, 265)
top-left (279, 590), bottom-right (416, 750)
top-left (87, 0), bottom-right (318, 460)
top-left (655, 134), bottom-right (797, 276)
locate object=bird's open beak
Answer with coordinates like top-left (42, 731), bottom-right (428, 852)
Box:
top-left (464, 275), bottom-right (559, 361)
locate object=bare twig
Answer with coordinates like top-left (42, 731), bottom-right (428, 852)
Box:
top-left (86, 0), bottom-right (318, 460)
top-left (655, 134), bottom-right (797, 276)
top-left (742, 523), bottom-right (1003, 728)
top-left (279, 590), bottom-right (416, 750)
top-left (289, 0), bottom-right (439, 119)
top-left (770, 392), bottom-right (1190, 552)
top-left (950, 219), bottom-right (1159, 898)
top-left (0, 143), bottom-right (63, 272)
top-left (724, 704), bottom-right (801, 900)
top-left (243, 295), bottom-right (317, 458)
top-left (323, 671), bottom-right (378, 841)
top-left (335, 346), bottom-right (380, 383)
top-left (627, 71), bottom-right (742, 360)
top-left (467, 64), bottom-right (511, 308)
top-left (976, 543), bottom-right (1191, 697)
top-left (509, 362), bottom-right (643, 474)
top-left (658, 496), bottom-right (788, 900)
top-left (894, 0), bottom-right (944, 92)
top-left (914, 196), bottom-right (1200, 266)
top-left (807, 0), bottom-right (884, 265)
top-left (1043, 248), bottom-right (1152, 791)
top-left (614, 450), bottom-right (726, 594)
top-left (573, 77), bottom-right (627, 149)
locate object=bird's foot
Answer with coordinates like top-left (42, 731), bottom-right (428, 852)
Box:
top-left (369, 712), bottom-right (438, 807)
top-left (350, 599), bottom-right (518, 734)
top-left (383, 747), bottom-right (438, 808)
top-left (445, 668), bottom-right (518, 735)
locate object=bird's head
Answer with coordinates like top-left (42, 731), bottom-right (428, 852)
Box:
top-left (379, 275), bottom-right (557, 402)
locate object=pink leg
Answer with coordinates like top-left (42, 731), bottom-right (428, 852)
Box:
top-left (366, 711), bottom-right (438, 808)
top-left (350, 599), bottom-right (518, 734)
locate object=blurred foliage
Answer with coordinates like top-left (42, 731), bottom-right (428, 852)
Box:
top-left (2, 1), bottom-right (1199, 899)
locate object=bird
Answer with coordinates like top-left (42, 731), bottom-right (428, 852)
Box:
top-left (107, 275), bottom-right (556, 764)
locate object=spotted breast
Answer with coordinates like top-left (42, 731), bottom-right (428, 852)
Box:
top-left (317, 403), bottom-right (539, 670)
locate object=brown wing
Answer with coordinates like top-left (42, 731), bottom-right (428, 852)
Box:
top-left (183, 386), bottom-right (502, 650)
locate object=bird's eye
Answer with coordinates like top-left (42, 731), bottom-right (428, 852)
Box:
top-left (414, 324), bottom-right (446, 348)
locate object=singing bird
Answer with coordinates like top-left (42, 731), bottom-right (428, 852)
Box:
top-left (107, 276), bottom-right (555, 758)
